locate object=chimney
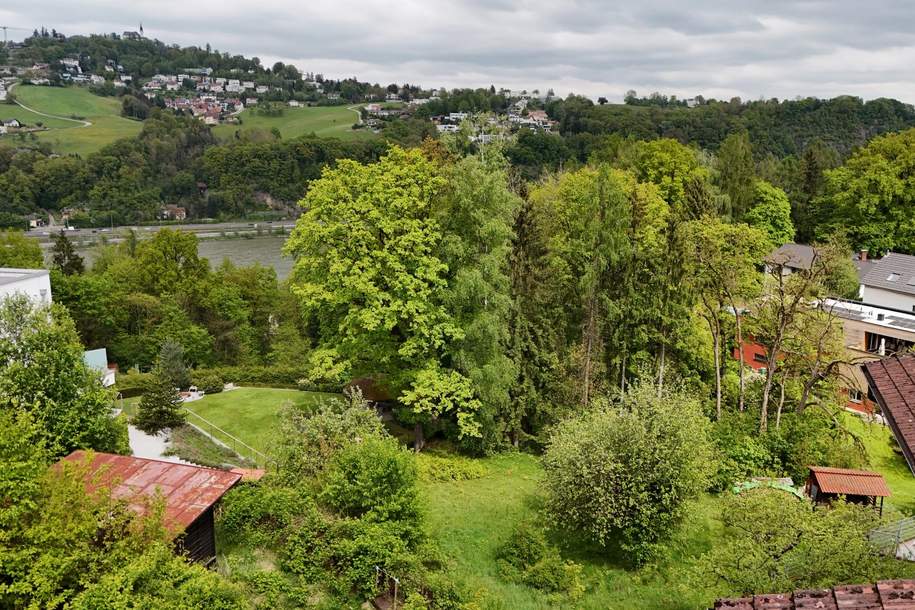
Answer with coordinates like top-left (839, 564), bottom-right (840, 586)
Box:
top-left (860, 249), bottom-right (868, 262)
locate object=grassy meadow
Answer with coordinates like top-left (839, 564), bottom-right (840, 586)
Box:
top-left (212, 104), bottom-right (371, 141)
top-left (7, 85), bottom-right (142, 155)
top-left (184, 387), bottom-right (340, 454)
top-left (119, 385), bottom-right (915, 609)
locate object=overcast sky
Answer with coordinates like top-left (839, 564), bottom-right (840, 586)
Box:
top-left (3, 1), bottom-right (914, 102)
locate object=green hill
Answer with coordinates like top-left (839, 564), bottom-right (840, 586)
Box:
top-left (212, 104), bottom-right (371, 141)
top-left (4, 85), bottom-right (142, 156)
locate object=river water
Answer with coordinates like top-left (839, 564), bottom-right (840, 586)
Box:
top-left (77, 234), bottom-right (294, 280)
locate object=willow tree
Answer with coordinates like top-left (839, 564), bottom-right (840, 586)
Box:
top-left (434, 153), bottom-right (520, 451)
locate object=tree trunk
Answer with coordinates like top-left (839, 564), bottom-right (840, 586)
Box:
top-left (620, 347), bottom-right (627, 392)
top-left (776, 370), bottom-right (787, 430)
top-left (413, 422), bottom-right (425, 453)
top-left (735, 310), bottom-right (746, 412)
top-left (581, 298), bottom-right (597, 407)
top-left (713, 321), bottom-right (722, 420)
top-left (657, 340), bottom-right (666, 396)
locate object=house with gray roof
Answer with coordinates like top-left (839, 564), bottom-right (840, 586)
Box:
top-left (764, 243), bottom-right (816, 277)
top-left (860, 252), bottom-right (915, 312)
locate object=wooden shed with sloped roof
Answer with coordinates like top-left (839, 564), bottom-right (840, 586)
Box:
top-left (62, 451), bottom-right (241, 565)
top-left (806, 466), bottom-right (891, 515)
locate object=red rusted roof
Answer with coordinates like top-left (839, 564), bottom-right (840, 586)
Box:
top-left (808, 466), bottom-right (891, 497)
top-left (62, 451), bottom-right (240, 531)
top-left (863, 355), bottom-right (915, 476)
top-left (715, 580), bottom-right (915, 609)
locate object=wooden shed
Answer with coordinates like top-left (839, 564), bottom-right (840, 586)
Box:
top-left (62, 451), bottom-right (241, 565)
top-left (806, 465), bottom-right (891, 515)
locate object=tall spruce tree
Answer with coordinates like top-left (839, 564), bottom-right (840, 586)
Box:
top-left (51, 230), bottom-right (85, 276)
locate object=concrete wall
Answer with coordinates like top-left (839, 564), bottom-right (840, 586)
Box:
top-left (861, 286), bottom-right (915, 312)
top-left (0, 272), bottom-right (52, 305)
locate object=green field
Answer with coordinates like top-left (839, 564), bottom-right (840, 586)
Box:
top-left (212, 104), bottom-right (372, 141)
top-left (845, 414), bottom-right (915, 513)
top-left (184, 387), bottom-right (341, 454)
top-left (423, 453), bottom-right (723, 610)
top-left (4, 85), bottom-right (142, 155)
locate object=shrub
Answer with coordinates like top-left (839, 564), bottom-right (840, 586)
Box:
top-left (497, 521), bottom-right (547, 571)
top-left (71, 543), bottom-right (248, 609)
top-left (496, 521), bottom-right (582, 597)
top-left (115, 370), bottom-right (153, 398)
top-left (192, 370), bottom-right (225, 394)
top-left (273, 392), bottom-right (387, 482)
top-left (196, 365), bottom-right (341, 392)
top-left (320, 437), bottom-right (421, 534)
top-left (542, 378), bottom-right (715, 564)
top-left (416, 452), bottom-right (486, 482)
top-left (218, 483), bottom-right (315, 547)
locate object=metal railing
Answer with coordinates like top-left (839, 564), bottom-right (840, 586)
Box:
top-left (182, 407), bottom-right (275, 469)
top-left (869, 515), bottom-right (915, 559)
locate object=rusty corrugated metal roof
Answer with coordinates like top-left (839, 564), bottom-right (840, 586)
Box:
top-left (715, 580), bottom-right (915, 609)
top-left (62, 450), bottom-right (240, 531)
top-left (862, 355), bottom-right (915, 476)
top-left (808, 466), bottom-right (891, 497)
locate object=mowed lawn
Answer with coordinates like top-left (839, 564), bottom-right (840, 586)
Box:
top-left (212, 105), bottom-right (372, 141)
top-left (10, 85), bottom-right (142, 155)
top-left (845, 413), bottom-right (915, 513)
top-left (422, 452), bottom-right (724, 610)
top-left (184, 387), bottom-right (341, 454)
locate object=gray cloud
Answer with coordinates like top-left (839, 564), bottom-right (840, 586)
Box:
top-left (4, 1), bottom-right (915, 102)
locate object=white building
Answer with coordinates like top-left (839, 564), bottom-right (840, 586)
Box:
top-left (0, 268), bottom-right (52, 305)
top-left (83, 347), bottom-right (116, 387)
top-left (860, 252), bottom-right (915, 312)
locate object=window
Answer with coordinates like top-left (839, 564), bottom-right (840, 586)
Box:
top-left (848, 388), bottom-right (863, 403)
top-left (753, 352), bottom-right (768, 363)
top-left (888, 273), bottom-right (901, 282)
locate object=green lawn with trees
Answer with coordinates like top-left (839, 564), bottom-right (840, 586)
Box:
top-left (185, 387), bottom-right (341, 454)
top-left (212, 105), bottom-right (372, 141)
top-left (11, 85), bottom-right (143, 155)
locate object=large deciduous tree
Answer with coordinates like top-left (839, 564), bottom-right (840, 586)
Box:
top-left (284, 146), bottom-right (478, 449)
top-left (815, 128), bottom-right (915, 254)
top-left (685, 218), bottom-right (769, 417)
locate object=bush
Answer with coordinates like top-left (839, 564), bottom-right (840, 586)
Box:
top-left (496, 521), bottom-right (582, 597)
top-left (416, 452), bottom-right (486, 482)
top-left (192, 370), bottom-right (225, 394)
top-left (71, 543), bottom-right (248, 609)
top-left (115, 370), bottom-right (153, 398)
top-left (218, 483), bottom-right (315, 547)
top-left (273, 392), bottom-right (387, 482)
top-left (320, 437), bottom-right (421, 534)
top-left (196, 365), bottom-right (340, 392)
top-left (542, 378), bottom-right (715, 564)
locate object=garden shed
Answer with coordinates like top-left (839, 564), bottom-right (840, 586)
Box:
top-left (805, 465), bottom-right (891, 515)
top-left (61, 450), bottom-right (241, 565)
